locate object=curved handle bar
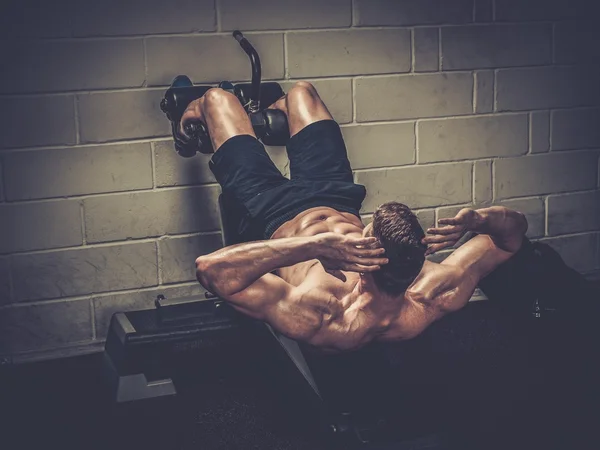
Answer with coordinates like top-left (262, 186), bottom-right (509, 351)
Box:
top-left (232, 30), bottom-right (261, 112)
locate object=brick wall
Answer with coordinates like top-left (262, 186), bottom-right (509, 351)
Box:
top-left (1, 0), bottom-right (599, 361)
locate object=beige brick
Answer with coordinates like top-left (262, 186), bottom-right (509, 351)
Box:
top-left (78, 90), bottom-right (170, 143)
top-left (540, 233), bottom-right (599, 274)
top-left (0, 300), bottom-right (92, 353)
top-left (474, 160), bottom-right (492, 206)
top-left (154, 141), bottom-right (216, 187)
top-left (551, 108), bottom-right (600, 151)
top-left (0, 96), bottom-right (75, 149)
top-left (415, 209), bottom-right (436, 231)
top-left (498, 197), bottom-right (545, 238)
top-left (0, 39), bottom-right (144, 94)
top-left (356, 73), bottom-right (473, 122)
top-left (496, 66), bottom-right (600, 112)
top-left (220, 0), bottom-right (351, 30)
top-left (354, 0), bottom-right (473, 26)
top-left (555, 21), bottom-right (600, 65)
top-left (341, 123), bottom-right (415, 170)
top-left (547, 191), bottom-right (600, 236)
top-left (442, 24), bottom-right (552, 70)
top-left (0, 201), bottom-right (82, 254)
top-left (414, 28), bottom-right (439, 72)
top-left (495, 151), bottom-right (599, 199)
top-left (3, 143), bottom-right (152, 201)
top-left (281, 79), bottom-right (353, 124)
top-left (495, 0), bottom-right (589, 21)
top-left (147, 34), bottom-right (284, 86)
top-left (356, 162), bottom-right (472, 213)
top-left (0, 0), bottom-right (72, 38)
top-left (93, 283), bottom-right (205, 339)
top-left (531, 111), bottom-right (550, 154)
top-left (418, 114), bottom-right (528, 163)
top-left (474, 0), bottom-right (493, 22)
top-left (11, 242), bottom-right (158, 302)
top-left (73, 0), bottom-right (216, 36)
top-left (84, 186), bottom-right (221, 243)
top-left (0, 258), bottom-right (11, 306)
top-left (160, 233), bottom-right (223, 284)
top-left (474, 70), bottom-right (494, 114)
top-left (287, 29), bottom-right (410, 78)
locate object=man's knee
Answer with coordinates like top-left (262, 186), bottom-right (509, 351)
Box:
top-left (288, 81), bottom-right (319, 99)
top-left (203, 87), bottom-right (239, 108)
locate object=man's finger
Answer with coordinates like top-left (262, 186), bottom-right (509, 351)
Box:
top-left (354, 247), bottom-right (386, 258)
top-left (346, 263), bottom-right (381, 273)
top-left (422, 233), bottom-right (461, 244)
top-left (351, 256), bottom-right (389, 266)
top-left (437, 218), bottom-right (459, 225)
top-left (426, 226), bottom-right (460, 235)
top-left (351, 237), bottom-right (379, 246)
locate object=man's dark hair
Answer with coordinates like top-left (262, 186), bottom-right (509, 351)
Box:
top-left (370, 202), bottom-right (427, 296)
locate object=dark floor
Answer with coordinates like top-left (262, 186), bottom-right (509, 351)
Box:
top-left (2, 291), bottom-right (600, 450)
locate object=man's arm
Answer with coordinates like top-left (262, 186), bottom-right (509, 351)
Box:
top-left (422, 206), bottom-right (528, 311)
top-left (195, 233), bottom-right (386, 298)
top-left (195, 233), bottom-right (387, 342)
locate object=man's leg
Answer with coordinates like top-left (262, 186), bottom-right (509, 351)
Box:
top-left (269, 82), bottom-right (356, 184)
top-left (269, 81), bottom-right (334, 137)
top-left (180, 88), bottom-right (256, 151)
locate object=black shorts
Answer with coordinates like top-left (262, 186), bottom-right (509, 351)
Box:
top-left (209, 120), bottom-right (366, 239)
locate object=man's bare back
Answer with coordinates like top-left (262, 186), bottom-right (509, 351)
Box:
top-left (268, 206), bottom-right (470, 351)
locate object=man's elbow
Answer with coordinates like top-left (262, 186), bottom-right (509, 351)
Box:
top-left (195, 256), bottom-right (215, 291)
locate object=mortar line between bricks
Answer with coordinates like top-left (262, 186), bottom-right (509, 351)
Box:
top-left (283, 32), bottom-right (290, 80)
top-left (350, 0), bottom-right (356, 26)
top-left (351, 78), bottom-right (357, 123)
top-left (548, 110), bottom-right (554, 151)
top-left (3, 63), bottom-right (588, 97)
top-left (89, 299), bottom-right (96, 340)
top-left (0, 282), bottom-right (201, 310)
top-left (543, 196), bottom-right (549, 236)
top-left (527, 112), bottom-right (532, 154)
top-left (73, 96), bottom-right (80, 144)
top-left (492, 0), bottom-right (496, 21)
top-left (438, 28), bottom-right (442, 70)
top-left (8, 257), bottom-right (15, 304)
top-left (156, 241), bottom-right (163, 285)
top-left (142, 38), bottom-right (148, 87)
top-left (493, 69), bottom-right (498, 112)
top-left (414, 121), bottom-right (420, 164)
top-left (1, 182), bottom-right (222, 204)
top-left (214, 0), bottom-right (221, 32)
top-left (491, 159), bottom-right (496, 202)
top-left (80, 202), bottom-right (87, 245)
top-left (472, 72), bottom-right (478, 113)
top-left (2, 230), bottom-right (223, 258)
top-left (410, 29), bottom-right (415, 73)
top-left (150, 142), bottom-right (157, 189)
top-left (32, 22), bottom-right (562, 42)
top-left (471, 162), bottom-right (476, 204)
top-left (551, 23), bottom-right (556, 64)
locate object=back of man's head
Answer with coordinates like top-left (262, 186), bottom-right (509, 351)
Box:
top-left (369, 202), bottom-right (427, 296)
